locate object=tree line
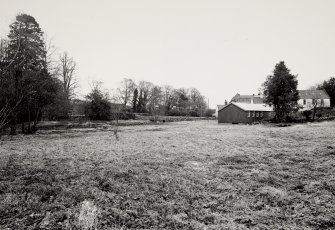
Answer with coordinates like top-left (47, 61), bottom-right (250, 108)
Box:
top-left (0, 13), bottom-right (212, 135)
top-left (83, 78), bottom-right (211, 121)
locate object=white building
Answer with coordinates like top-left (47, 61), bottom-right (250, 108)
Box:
top-left (298, 90), bottom-right (330, 110)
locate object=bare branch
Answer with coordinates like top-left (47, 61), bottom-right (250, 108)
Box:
top-left (58, 52), bottom-right (78, 98)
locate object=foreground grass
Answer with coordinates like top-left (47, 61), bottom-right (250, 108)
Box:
top-left (0, 121), bottom-right (335, 229)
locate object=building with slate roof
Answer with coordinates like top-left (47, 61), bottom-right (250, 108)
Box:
top-left (218, 102), bottom-right (273, 123)
top-left (297, 90), bottom-right (330, 110)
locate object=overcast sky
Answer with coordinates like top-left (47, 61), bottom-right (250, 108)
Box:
top-left (1, 0), bottom-right (335, 108)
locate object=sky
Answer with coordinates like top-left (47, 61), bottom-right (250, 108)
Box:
top-left (1, 0), bottom-right (335, 108)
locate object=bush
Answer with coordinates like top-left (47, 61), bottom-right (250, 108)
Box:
top-left (84, 100), bottom-right (111, 121)
top-left (204, 109), bottom-right (215, 117)
top-left (303, 110), bottom-right (312, 120)
top-left (110, 113), bottom-right (135, 120)
top-left (166, 109), bottom-right (188, 117)
top-left (188, 110), bottom-right (200, 117)
top-left (84, 84), bottom-right (111, 121)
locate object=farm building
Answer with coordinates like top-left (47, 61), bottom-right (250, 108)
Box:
top-left (218, 102), bottom-right (273, 124)
top-left (231, 93), bottom-right (264, 104)
top-left (297, 90), bottom-right (330, 110)
top-left (230, 90), bottom-right (331, 111)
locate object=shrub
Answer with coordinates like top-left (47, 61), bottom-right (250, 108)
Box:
top-left (166, 109), bottom-right (188, 117)
top-left (84, 84), bottom-right (111, 121)
top-left (204, 109), bottom-right (215, 117)
top-left (303, 110), bottom-right (312, 120)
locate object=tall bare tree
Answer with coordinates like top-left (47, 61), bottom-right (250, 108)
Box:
top-left (43, 35), bottom-right (59, 77)
top-left (59, 52), bottom-right (77, 99)
top-left (116, 78), bottom-right (136, 105)
top-left (162, 85), bottom-right (173, 112)
top-left (189, 88), bottom-right (207, 116)
top-left (137, 80), bottom-right (154, 112)
top-left (148, 85), bottom-right (163, 113)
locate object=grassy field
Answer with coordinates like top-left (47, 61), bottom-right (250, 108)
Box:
top-left (1, 120), bottom-right (335, 229)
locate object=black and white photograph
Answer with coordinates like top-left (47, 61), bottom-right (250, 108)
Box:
top-left (1, 0), bottom-right (335, 229)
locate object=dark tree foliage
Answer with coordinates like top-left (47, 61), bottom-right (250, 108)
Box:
top-left (44, 78), bottom-right (72, 120)
top-left (137, 89), bottom-right (146, 113)
top-left (317, 77), bottom-right (335, 107)
top-left (132, 88), bottom-right (138, 112)
top-left (84, 84), bottom-right (111, 120)
top-left (204, 109), bottom-right (216, 117)
top-left (0, 14), bottom-right (57, 134)
top-left (263, 61), bottom-right (299, 122)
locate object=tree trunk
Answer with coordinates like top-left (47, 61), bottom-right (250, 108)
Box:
top-left (27, 108), bottom-right (31, 134)
top-left (313, 107), bottom-right (317, 121)
top-left (10, 124), bottom-right (16, 135)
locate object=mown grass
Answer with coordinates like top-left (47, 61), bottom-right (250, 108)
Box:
top-left (1, 120), bottom-right (335, 229)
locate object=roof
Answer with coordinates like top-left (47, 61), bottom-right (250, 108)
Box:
top-left (298, 90), bottom-right (330, 99)
top-left (217, 105), bottom-right (227, 110)
top-left (219, 102), bottom-right (273, 112)
top-left (237, 94), bottom-right (263, 99)
top-left (231, 93), bottom-right (264, 103)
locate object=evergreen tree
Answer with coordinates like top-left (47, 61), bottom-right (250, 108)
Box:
top-left (132, 88), bottom-right (138, 112)
top-left (84, 82), bottom-right (111, 120)
top-left (317, 77), bottom-right (335, 107)
top-left (263, 61), bottom-right (299, 121)
top-left (137, 89), bottom-right (144, 113)
top-left (0, 13), bottom-right (57, 134)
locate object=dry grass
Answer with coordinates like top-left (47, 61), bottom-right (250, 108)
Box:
top-left (1, 120), bottom-right (335, 229)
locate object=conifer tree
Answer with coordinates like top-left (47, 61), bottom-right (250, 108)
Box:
top-left (263, 61), bottom-right (299, 121)
top-left (132, 88), bottom-right (138, 112)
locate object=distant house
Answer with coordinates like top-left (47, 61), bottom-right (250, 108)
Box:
top-left (231, 90), bottom-right (331, 111)
top-left (231, 93), bottom-right (264, 104)
top-left (298, 90), bottom-right (330, 110)
top-left (218, 102), bottom-right (273, 124)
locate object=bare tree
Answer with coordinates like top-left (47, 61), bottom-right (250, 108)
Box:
top-left (116, 78), bottom-right (136, 105)
top-left (148, 86), bottom-right (163, 121)
top-left (311, 94), bottom-right (325, 121)
top-left (162, 85), bottom-right (173, 112)
top-left (110, 100), bottom-right (124, 140)
top-left (189, 88), bottom-right (207, 116)
top-left (0, 38), bottom-right (8, 72)
top-left (137, 80), bottom-right (154, 112)
top-left (59, 52), bottom-right (77, 99)
top-left (43, 35), bottom-right (59, 77)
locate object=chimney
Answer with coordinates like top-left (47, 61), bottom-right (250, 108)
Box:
top-left (251, 94), bottom-right (254, 104)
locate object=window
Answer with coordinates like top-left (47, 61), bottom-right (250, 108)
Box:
top-left (303, 99), bottom-right (306, 105)
top-left (252, 111), bottom-right (255, 117)
top-left (260, 112), bottom-right (263, 117)
top-left (256, 112), bottom-right (259, 117)
top-left (321, 99), bottom-right (324, 106)
top-left (247, 111), bottom-right (250, 117)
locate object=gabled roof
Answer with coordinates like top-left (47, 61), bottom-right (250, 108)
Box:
top-left (219, 102), bottom-right (273, 112)
top-left (236, 94), bottom-right (263, 99)
top-left (217, 105), bottom-right (227, 110)
top-left (233, 103), bottom-right (273, 112)
top-left (231, 93), bottom-right (264, 103)
top-left (298, 90), bottom-right (330, 99)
